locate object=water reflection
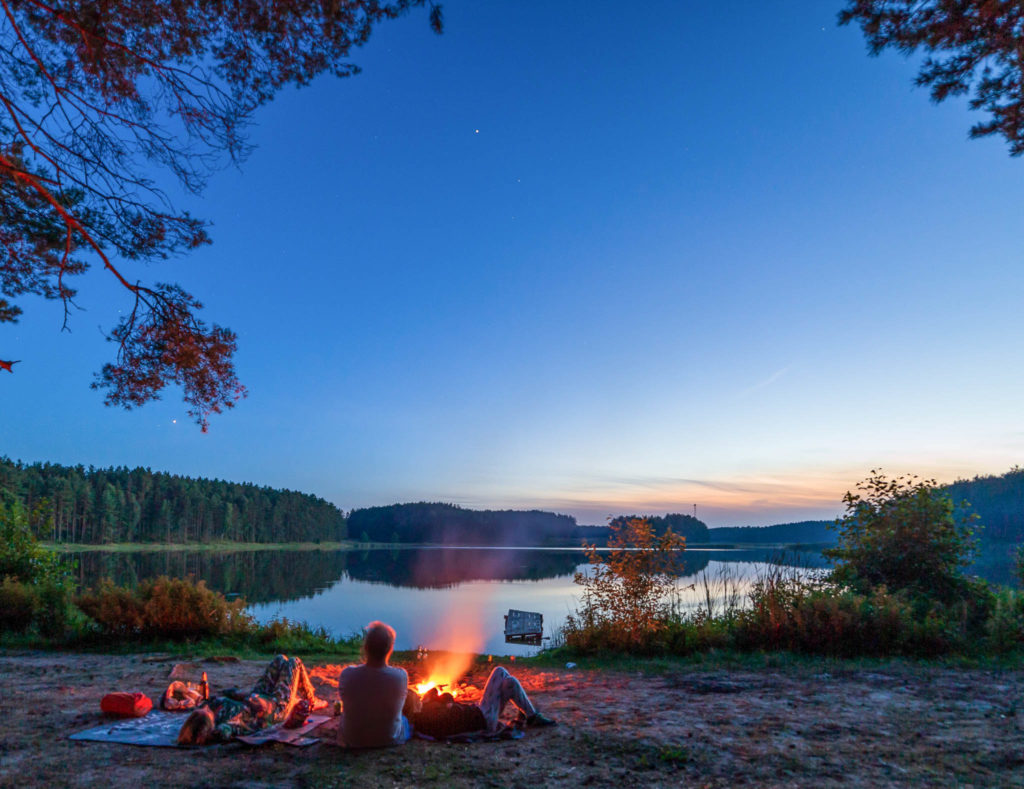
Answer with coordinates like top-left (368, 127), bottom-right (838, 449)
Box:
top-left (69, 545), bottom-right (833, 599)
top-left (65, 544), bottom-right (1018, 656)
top-left (71, 549), bottom-right (350, 604)
top-left (345, 548), bottom-right (581, 588)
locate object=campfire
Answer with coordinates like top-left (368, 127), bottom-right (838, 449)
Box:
top-left (412, 680), bottom-right (458, 697)
top-left (406, 598), bottom-right (491, 699)
top-left (411, 648), bottom-right (473, 699)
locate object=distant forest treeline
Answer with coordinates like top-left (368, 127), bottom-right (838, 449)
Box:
top-left (707, 521), bottom-right (837, 544)
top-left (0, 457), bottom-right (347, 544)
top-left (347, 502), bottom-right (579, 546)
top-left (946, 469), bottom-right (1024, 543)
top-left (5, 456), bottom-right (1024, 548)
top-left (610, 513), bottom-right (709, 542)
top-left (597, 516), bottom-right (836, 545)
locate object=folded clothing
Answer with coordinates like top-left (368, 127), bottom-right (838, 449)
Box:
top-left (101, 692), bottom-right (153, 718)
top-left (161, 681), bottom-right (204, 711)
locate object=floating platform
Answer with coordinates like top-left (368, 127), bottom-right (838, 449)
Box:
top-left (504, 609), bottom-right (543, 641)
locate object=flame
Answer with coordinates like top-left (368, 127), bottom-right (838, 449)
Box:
top-left (413, 679), bottom-right (457, 697)
top-left (414, 649), bottom-right (473, 697)
top-left (411, 587), bottom-right (487, 698)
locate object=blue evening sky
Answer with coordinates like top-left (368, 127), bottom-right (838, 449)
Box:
top-left (4, 1), bottom-right (1023, 526)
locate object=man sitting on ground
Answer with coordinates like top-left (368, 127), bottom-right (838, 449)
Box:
top-left (412, 665), bottom-right (556, 739)
top-left (337, 621), bottom-right (412, 748)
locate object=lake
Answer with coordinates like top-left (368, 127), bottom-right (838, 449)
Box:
top-left (68, 542), bottom-right (1021, 655)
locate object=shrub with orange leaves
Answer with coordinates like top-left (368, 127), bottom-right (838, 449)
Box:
top-left (77, 576), bottom-right (250, 640)
top-left (565, 517), bottom-right (685, 651)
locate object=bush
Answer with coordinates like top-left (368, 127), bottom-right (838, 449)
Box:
top-left (77, 576), bottom-right (251, 640)
top-left (984, 588), bottom-right (1024, 653)
top-left (140, 576), bottom-right (250, 638)
top-left (0, 497), bottom-right (64, 585)
top-left (0, 577), bottom-right (37, 633)
top-left (568, 517), bottom-right (685, 651)
top-left (75, 580), bottom-right (145, 636)
top-left (732, 579), bottom-right (942, 657)
top-left (826, 471), bottom-right (978, 604)
top-left (728, 568), bottom-right (1002, 658)
top-left (0, 496), bottom-right (75, 636)
top-left (34, 577), bottom-right (74, 639)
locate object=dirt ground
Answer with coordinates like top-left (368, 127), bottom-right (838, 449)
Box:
top-left (1, 649), bottom-right (1022, 788)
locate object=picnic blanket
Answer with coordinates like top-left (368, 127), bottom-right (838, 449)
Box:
top-left (70, 711), bottom-right (329, 748)
top-left (70, 711), bottom-right (188, 748)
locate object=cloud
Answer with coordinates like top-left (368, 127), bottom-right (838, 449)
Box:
top-left (735, 364), bottom-right (793, 399)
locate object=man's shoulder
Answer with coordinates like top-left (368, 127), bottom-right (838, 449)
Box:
top-left (384, 666), bottom-right (408, 681)
top-left (340, 664), bottom-right (407, 684)
top-left (377, 665), bottom-right (409, 690)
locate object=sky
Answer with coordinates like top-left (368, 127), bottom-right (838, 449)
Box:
top-left (3, 1), bottom-right (1024, 527)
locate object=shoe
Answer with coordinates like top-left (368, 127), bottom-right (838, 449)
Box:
top-left (526, 712), bottom-right (557, 727)
top-left (284, 700), bottom-right (311, 729)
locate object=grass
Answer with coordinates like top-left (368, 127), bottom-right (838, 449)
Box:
top-left (0, 627), bottom-right (365, 661)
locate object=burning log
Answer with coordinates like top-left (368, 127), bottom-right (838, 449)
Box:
top-left (409, 648), bottom-right (474, 700)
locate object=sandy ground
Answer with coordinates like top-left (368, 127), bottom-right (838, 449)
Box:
top-left (1, 649), bottom-right (1023, 788)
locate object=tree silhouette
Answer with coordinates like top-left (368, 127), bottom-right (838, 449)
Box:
top-left (841, 1), bottom-right (1024, 155)
top-left (1, 0), bottom-right (442, 428)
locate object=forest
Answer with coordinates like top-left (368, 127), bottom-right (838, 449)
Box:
top-left (946, 468), bottom-right (1024, 542)
top-left (5, 455), bottom-right (1024, 548)
top-left (609, 513), bottom-right (709, 542)
top-left (0, 457), bottom-right (347, 544)
top-left (707, 521), bottom-right (837, 544)
top-left (346, 502), bottom-right (578, 545)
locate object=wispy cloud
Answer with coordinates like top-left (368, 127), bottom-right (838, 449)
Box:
top-left (735, 364), bottom-right (793, 399)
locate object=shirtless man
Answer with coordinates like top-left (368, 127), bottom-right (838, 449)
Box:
top-left (337, 621), bottom-right (412, 747)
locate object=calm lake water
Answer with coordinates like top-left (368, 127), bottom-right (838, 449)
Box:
top-left (69, 543), bottom-right (1021, 655)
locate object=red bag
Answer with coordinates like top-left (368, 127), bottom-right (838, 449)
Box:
top-left (100, 692), bottom-right (153, 718)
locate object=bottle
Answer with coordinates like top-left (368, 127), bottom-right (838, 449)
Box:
top-left (200, 671), bottom-right (209, 700)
